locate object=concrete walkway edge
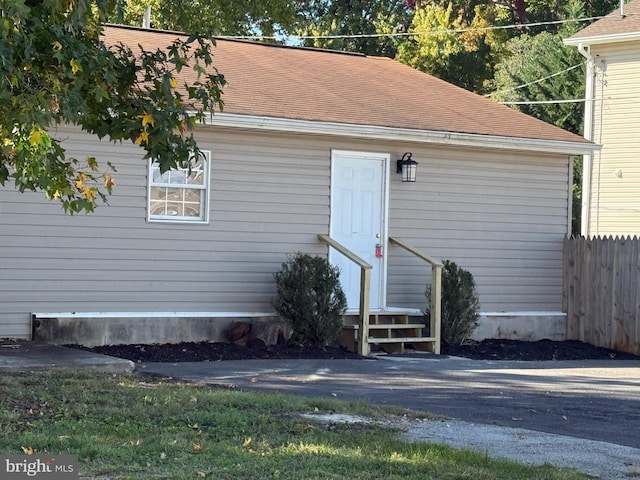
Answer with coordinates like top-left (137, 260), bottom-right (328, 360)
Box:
top-left (0, 342), bottom-right (134, 373)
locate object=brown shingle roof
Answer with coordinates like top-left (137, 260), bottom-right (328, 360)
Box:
top-left (568, 0), bottom-right (640, 41)
top-left (104, 25), bottom-right (589, 146)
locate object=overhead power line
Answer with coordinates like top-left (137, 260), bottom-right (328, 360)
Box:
top-left (216, 11), bottom-right (628, 109)
top-left (500, 95), bottom-right (640, 106)
top-left (217, 15), bottom-right (606, 41)
top-left (485, 62), bottom-right (586, 98)
top-left (498, 99), bottom-right (586, 105)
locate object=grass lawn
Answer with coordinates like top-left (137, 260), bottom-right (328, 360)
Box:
top-left (0, 372), bottom-right (589, 480)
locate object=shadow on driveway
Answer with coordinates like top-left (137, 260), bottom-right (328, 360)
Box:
top-left (139, 355), bottom-right (640, 449)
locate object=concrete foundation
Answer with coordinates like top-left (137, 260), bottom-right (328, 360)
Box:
top-left (31, 312), bottom-right (285, 347)
top-left (471, 312), bottom-right (567, 342)
top-left (31, 311), bottom-right (567, 348)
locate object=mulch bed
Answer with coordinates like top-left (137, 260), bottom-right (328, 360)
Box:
top-left (442, 338), bottom-right (640, 361)
top-left (68, 338), bottom-right (640, 363)
top-left (70, 342), bottom-right (361, 363)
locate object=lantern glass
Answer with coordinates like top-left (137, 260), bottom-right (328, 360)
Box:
top-left (402, 162), bottom-right (417, 182)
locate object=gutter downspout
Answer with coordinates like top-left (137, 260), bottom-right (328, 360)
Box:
top-left (577, 42), bottom-right (595, 236)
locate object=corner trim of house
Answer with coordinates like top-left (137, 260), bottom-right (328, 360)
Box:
top-left (203, 113), bottom-right (600, 156)
top-left (574, 41), bottom-right (596, 235)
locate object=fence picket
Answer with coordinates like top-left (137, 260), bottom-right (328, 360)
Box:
top-left (564, 236), bottom-right (640, 355)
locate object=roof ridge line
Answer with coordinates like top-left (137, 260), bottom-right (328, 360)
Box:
top-left (103, 23), bottom-right (368, 58)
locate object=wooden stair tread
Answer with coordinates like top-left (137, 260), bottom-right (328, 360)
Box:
top-left (368, 336), bottom-right (437, 343)
top-left (341, 307), bottom-right (437, 355)
top-left (343, 323), bottom-right (425, 330)
top-left (344, 308), bottom-right (421, 315)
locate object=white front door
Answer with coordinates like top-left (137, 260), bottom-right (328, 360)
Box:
top-left (330, 150), bottom-right (388, 310)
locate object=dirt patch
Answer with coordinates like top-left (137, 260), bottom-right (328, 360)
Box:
top-left (68, 338), bottom-right (640, 363)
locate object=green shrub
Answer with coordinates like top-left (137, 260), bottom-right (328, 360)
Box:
top-left (272, 253), bottom-right (347, 347)
top-left (425, 259), bottom-right (479, 346)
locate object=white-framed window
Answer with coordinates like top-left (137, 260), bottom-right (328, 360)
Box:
top-left (147, 151), bottom-right (210, 223)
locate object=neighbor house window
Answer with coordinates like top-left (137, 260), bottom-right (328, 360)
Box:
top-left (147, 151), bottom-right (210, 223)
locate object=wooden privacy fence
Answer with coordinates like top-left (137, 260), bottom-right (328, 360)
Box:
top-left (563, 236), bottom-right (640, 355)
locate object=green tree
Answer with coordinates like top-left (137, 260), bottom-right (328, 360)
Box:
top-left (526, 0), bottom-right (619, 28)
top-left (489, 32), bottom-right (585, 134)
top-left (488, 0), bottom-right (589, 133)
top-left (397, 2), bottom-right (503, 92)
top-left (448, 0), bottom-right (619, 26)
top-left (112, 0), bottom-right (301, 38)
top-left (399, 0), bottom-right (612, 92)
top-left (489, 1), bottom-right (588, 233)
top-left (1, 0), bottom-right (225, 213)
top-left (296, 0), bottom-right (413, 57)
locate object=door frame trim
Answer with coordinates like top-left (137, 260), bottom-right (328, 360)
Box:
top-left (329, 149), bottom-right (390, 309)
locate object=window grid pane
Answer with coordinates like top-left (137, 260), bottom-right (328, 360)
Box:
top-left (148, 154), bottom-right (209, 222)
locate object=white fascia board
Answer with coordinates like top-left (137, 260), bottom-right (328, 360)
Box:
top-left (564, 32), bottom-right (640, 46)
top-left (203, 113), bottom-right (600, 156)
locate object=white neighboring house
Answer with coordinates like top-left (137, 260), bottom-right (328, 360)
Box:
top-left (565, 0), bottom-right (640, 236)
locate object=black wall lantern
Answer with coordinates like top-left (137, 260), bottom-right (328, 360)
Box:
top-left (396, 152), bottom-right (418, 182)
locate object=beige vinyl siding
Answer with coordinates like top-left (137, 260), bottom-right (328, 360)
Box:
top-left (0, 126), bottom-right (570, 337)
top-left (387, 146), bottom-right (570, 312)
top-left (0, 127), bottom-right (331, 338)
top-left (588, 40), bottom-right (640, 235)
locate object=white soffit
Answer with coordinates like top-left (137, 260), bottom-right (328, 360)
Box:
top-left (204, 113), bottom-right (600, 156)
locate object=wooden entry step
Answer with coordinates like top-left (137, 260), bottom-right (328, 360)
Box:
top-left (341, 309), bottom-right (436, 354)
top-left (343, 310), bottom-right (416, 325)
top-left (368, 336), bottom-right (439, 354)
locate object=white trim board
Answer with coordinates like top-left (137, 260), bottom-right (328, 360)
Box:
top-left (203, 113), bottom-right (599, 156)
top-left (564, 32), bottom-right (640, 46)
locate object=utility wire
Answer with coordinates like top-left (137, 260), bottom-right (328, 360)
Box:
top-left (499, 99), bottom-right (587, 105)
top-left (217, 15), bottom-right (606, 40)
top-left (500, 94), bottom-right (640, 106)
top-left (485, 62), bottom-right (586, 98)
top-left (217, 12), bottom-right (639, 108)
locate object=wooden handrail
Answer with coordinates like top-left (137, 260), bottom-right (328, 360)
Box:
top-left (388, 237), bottom-right (442, 355)
top-left (317, 234), bottom-right (371, 270)
top-left (389, 237), bottom-right (442, 267)
top-left (318, 234), bottom-right (371, 356)
top-left (319, 234), bottom-right (441, 356)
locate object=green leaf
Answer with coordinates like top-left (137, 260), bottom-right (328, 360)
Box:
top-left (0, 0), bottom-right (225, 213)
top-left (86, 157), bottom-right (99, 171)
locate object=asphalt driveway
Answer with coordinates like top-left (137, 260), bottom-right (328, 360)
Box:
top-left (2, 343), bottom-right (639, 478)
top-left (139, 354), bottom-right (640, 449)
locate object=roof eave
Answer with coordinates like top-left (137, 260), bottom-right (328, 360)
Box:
top-left (202, 113), bottom-right (600, 156)
top-left (564, 31), bottom-right (640, 46)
